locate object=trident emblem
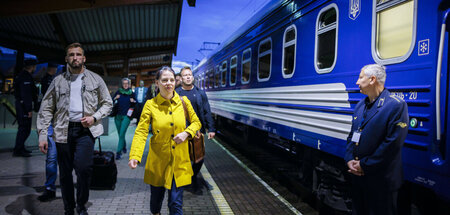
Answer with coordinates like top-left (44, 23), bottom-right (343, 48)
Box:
top-left (349, 0), bottom-right (361, 20)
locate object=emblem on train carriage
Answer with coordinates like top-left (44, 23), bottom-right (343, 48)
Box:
top-left (349, 0), bottom-right (361, 20)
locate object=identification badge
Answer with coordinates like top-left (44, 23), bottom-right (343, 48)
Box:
top-left (127, 108), bottom-right (134, 117)
top-left (351, 131), bottom-right (361, 143)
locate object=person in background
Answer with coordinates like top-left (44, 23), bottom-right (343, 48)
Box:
top-left (175, 73), bottom-right (182, 88)
top-left (345, 64), bottom-right (409, 215)
top-left (134, 80), bottom-right (148, 124)
top-left (13, 58), bottom-right (39, 157)
top-left (38, 43), bottom-right (112, 215)
top-left (37, 62), bottom-right (58, 202)
top-left (129, 66), bottom-right (201, 215)
top-left (176, 66), bottom-right (215, 195)
top-left (113, 78), bottom-right (135, 160)
top-left (145, 83), bottom-right (158, 101)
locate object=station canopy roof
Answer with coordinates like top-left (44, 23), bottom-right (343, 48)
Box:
top-left (0, 0), bottom-right (195, 76)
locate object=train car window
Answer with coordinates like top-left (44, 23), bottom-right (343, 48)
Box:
top-left (221, 61), bottom-right (227, 87)
top-left (315, 4), bottom-right (338, 74)
top-left (230, 55), bottom-right (237, 86)
top-left (205, 71), bottom-right (209, 89)
top-left (258, 38), bottom-right (272, 81)
top-left (209, 70), bottom-right (214, 89)
top-left (214, 66), bottom-right (220, 88)
top-left (372, 0), bottom-right (416, 64)
top-left (282, 25), bottom-right (297, 78)
top-left (201, 76), bottom-right (204, 90)
top-left (241, 48), bottom-right (251, 84)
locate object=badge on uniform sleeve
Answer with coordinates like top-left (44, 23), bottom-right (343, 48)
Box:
top-left (351, 131), bottom-right (361, 143)
top-left (396, 122), bottom-right (407, 128)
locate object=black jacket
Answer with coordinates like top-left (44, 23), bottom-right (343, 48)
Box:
top-left (14, 70), bottom-right (38, 113)
top-left (176, 85), bottom-right (215, 133)
top-left (41, 72), bottom-right (54, 96)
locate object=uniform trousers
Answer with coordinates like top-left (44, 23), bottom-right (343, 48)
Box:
top-left (14, 102), bottom-right (32, 154)
top-left (351, 176), bottom-right (398, 215)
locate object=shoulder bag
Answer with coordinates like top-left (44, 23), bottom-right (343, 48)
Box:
top-left (180, 97), bottom-right (205, 163)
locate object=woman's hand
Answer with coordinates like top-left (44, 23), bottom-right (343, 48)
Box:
top-left (128, 159), bottom-right (138, 169)
top-left (173, 131), bottom-right (189, 144)
top-left (114, 95), bottom-right (120, 100)
top-left (130, 98), bottom-right (135, 103)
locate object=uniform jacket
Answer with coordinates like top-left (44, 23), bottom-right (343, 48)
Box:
top-left (345, 89), bottom-right (409, 190)
top-left (14, 70), bottom-right (38, 114)
top-left (129, 92), bottom-right (202, 189)
top-left (176, 85), bottom-right (215, 133)
top-left (41, 72), bottom-right (54, 95)
top-left (37, 68), bottom-right (113, 143)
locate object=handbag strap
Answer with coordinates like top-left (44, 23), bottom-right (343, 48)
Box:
top-left (180, 96), bottom-right (191, 123)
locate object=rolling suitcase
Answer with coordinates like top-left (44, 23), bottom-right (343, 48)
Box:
top-left (90, 137), bottom-right (117, 190)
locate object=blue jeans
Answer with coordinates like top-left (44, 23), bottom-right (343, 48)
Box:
top-left (150, 177), bottom-right (184, 215)
top-left (44, 125), bottom-right (58, 191)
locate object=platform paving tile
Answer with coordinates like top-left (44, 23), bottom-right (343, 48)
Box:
top-left (204, 138), bottom-right (296, 215)
top-left (0, 119), bottom-right (220, 215)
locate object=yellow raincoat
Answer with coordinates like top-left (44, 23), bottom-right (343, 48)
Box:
top-left (129, 92), bottom-right (201, 189)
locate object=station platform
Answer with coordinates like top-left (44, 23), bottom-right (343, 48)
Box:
top-left (0, 118), bottom-right (312, 215)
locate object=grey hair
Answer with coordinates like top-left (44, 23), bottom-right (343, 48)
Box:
top-left (121, 77), bottom-right (131, 85)
top-left (361, 64), bottom-right (386, 85)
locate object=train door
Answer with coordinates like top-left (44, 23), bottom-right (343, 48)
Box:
top-left (439, 9), bottom-right (450, 161)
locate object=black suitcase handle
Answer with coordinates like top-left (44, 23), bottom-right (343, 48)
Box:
top-left (96, 137), bottom-right (102, 153)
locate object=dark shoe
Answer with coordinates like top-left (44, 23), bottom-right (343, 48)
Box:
top-left (77, 210), bottom-right (88, 215)
top-left (122, 147), bottom-right (127, 154)
top-left (65, 210), bottom-right (75, 215)
top-left (37, 189), bottom-right (56, 202)
top-left (23, 149), bottom-right (32, 153)
top-left (192, 181), bottom-right (203, 195)
top-left (13, 152), bottom-right (31, 157)
top-left (77, 206), bottom-right (88, 215)
top-left (193, 187), bottom-right (203, 195)
top-left (116, 153), bottom-right (122, 160)
top-left (204, 181), bottom-right (214, 191)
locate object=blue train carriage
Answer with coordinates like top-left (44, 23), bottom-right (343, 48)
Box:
top-left (193, 0), bottom-right (450, 213)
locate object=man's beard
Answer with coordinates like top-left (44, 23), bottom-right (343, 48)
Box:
top-left (69, 61), bottom-right (83, 69)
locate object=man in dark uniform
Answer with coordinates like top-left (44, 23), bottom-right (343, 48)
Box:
top-left (13, 58), bottom-right (39, 157)
top-left (37, 62), bottom-right (58, 202)
top-left (345, 64), bottom-right (409, 215)
top-left (176, 66), bottom-right (215, 195)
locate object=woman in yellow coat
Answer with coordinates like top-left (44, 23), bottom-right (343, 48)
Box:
top-left (128, 66), bottom-right (201, 215)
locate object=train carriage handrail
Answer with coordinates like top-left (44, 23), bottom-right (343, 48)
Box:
top-left (435, 8), bottom-right (450, 142)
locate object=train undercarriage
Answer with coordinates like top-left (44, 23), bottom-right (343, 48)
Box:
top-left (213, 114), bottom-right (450, 215)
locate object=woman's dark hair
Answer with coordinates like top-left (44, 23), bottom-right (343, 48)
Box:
top-left (155, 66), bottom-right (175, 80)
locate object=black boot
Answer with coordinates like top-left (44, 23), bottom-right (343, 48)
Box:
top-left (38, 189), bottom-right (56, 202)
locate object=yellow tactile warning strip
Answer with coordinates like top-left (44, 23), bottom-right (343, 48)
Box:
top-left (212, 139), bottom-right (303, 215)
top-left (201, 165), bottom-right (235, 214)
